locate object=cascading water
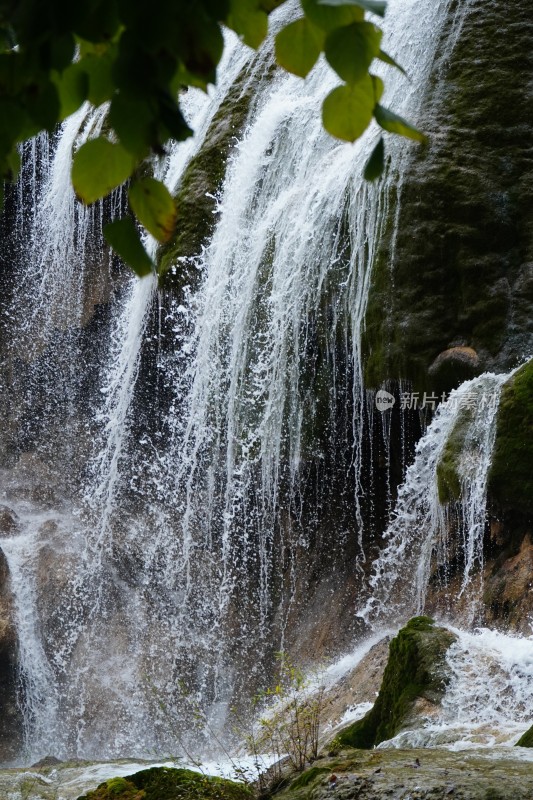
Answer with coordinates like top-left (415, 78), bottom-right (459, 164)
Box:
top-left (360, 371), bottom-right (513, 627)
top-left (377, 627), bottom-right (533, 749)
top-left (0, 0), bottom-right (508, 767)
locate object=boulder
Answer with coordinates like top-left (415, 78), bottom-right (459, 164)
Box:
top-left (76, 767), bottom-right (253, 800)
top-left (332, 617), bottom-right (456, 749)
top-left (0, 547), bottom-right (23, 762)
top-left (0, 505), bottom-right (19, 537)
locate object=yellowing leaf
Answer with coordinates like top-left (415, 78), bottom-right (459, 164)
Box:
top-left (322, 77), bottom-right (375, 142)
top-left (129, 178), bottom-right (177, 243)
top-left (275, 18), bottom-right (323, 78)
top-left (72, 137), bottom-right (135, 204)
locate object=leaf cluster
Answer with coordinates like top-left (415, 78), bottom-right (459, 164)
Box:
top-left (0, 0), bottom-right (426, 275)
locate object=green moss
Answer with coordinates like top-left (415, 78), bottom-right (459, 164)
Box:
top-left (516, 725), bottom-right (533, 748)
top-left (76, 767), bottom-right (253, 800)
top-left (488, 359), bottom-right (533, 516)
top-left (288, 766), bottom-right (331, 791)
top-left (436, 407), bottom-right (474, 504)
top-left (333, 617), bottom-right (455, 749)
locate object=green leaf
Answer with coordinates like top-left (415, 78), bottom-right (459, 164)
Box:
top-left (301, 0), bottom-right (363, 33)
top-left (109, 93), bottom-right (154, 157)
top-left (52, 63), bottom-right (89, 120)
top-left (363, 136), bottom-right (384, 180)
top-left (378, 48), bottom-right (407, 76)
top-left (24, 79), bottom-right (60, 132)
top-left (275, 18), bottom-right (323, 78)
top-left (129, 178), bottom-right (177, 243)
top-left (104, 217), bottom-right (154, 277)
top-left (72, 137), bottom-right (136, 204)
top-left (227, 0), bottom-right (268, 48)
top-left (316, 0), bottom-right (387, 16)
top-left (322, 77), bottom-right (375, 142)
top-left (325, 21), bottom-right (382, 85)
top-left (374, 104), bottom-right (427, 142)
top-left (79, 53), bottom-right (115, 105)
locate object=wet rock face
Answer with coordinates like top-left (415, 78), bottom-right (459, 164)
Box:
top-left (483, 531), bottom-right (533, 633)
top-left (488, 358), bottom-right (533, 516)
top-left (0, 547), bottom-right (22, 763)
top-left (363, 0), bottom-right (533, 391)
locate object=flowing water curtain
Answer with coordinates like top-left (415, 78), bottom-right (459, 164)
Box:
top-left (359, 372), bottom-right (512, 629)
top-left (148, 0), bottom-right (469, 730)
top-left (24, 31), bottom-right (266, 761)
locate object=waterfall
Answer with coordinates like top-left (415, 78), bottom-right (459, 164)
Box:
top-left (0, 0), bottom-right (479, 765)
top-left (360, 372), bottom-right (512, 627)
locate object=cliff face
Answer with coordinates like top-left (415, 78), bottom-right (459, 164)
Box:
top-left (363, 0), bottom-right (533, 393)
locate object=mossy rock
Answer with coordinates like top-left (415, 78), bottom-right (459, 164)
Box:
top-left (516, 725), bottom-right (533, 747)
top-left (333, 617), bottom-right (456, 749)
top-left (488, 359), bottom-right (533, 516)
top-left (288, 766), bottom-right (331, 791)
top-left (436, 404), bottom-right (476, 504)
top-left (76, 767), bottom-right (253, 800)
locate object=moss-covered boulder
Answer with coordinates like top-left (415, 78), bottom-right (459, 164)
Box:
top-left (333, 617), bottom-right (456, 749)
top-left (76, 767), bottom-right (253, 800)
top-left (488, 359), bottom-right (533, 516)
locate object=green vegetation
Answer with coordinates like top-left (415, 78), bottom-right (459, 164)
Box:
top-left (516, 725), bottom-right (533, 748)
top-left (76, 767), bottom-right (253, 800)
top-left (436, 405), bottom-right (475, 504)
top-left (0, 0), bottom-right (424, 275)
top-left (287, 766), bottom-right (331, 791)
top-left (489, 359), bottom-right (533, 516)
top-left (332, 616), bottom-right (455, 749)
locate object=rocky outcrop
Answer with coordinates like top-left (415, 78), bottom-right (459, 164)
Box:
top-left (488, 359), bottom-right (533, 516)
top-left (363, 0), bottom-right (533, 392)
top-left (273, 748), bottom-right (533, 800)
top-left (516, 724), bottom-right (533, 748)
top-left (332, 617), bottom-right (456, 749)
top-left (158, 69), bottom-right (258, 293)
